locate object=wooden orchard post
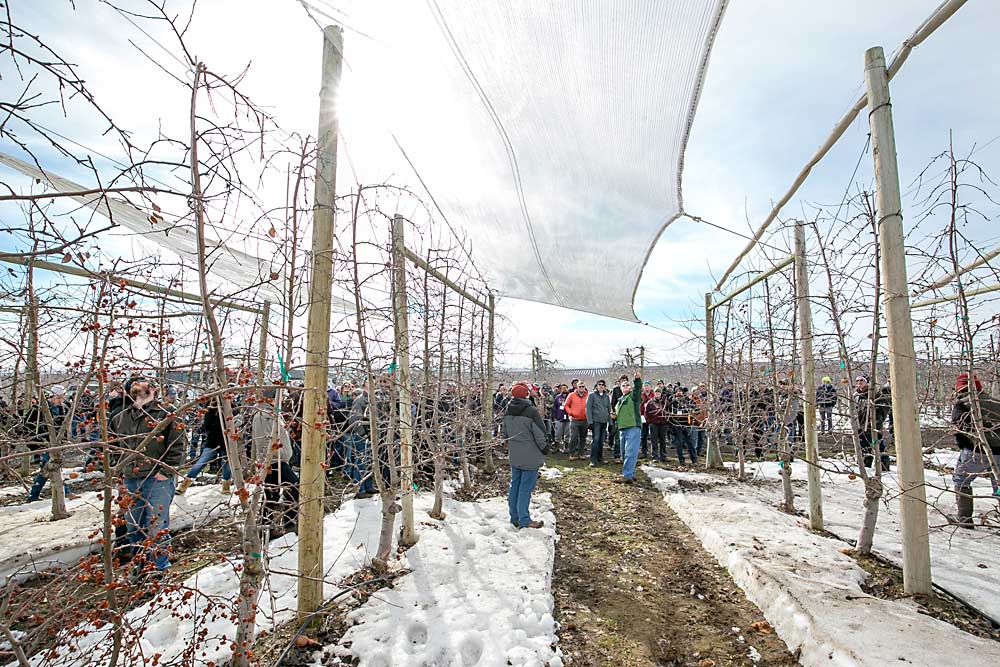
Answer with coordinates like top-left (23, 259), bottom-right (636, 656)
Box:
top-left (297, 25), bottom-right (342, 618)
top-left (392, 214), bottom-right (417, 546)
top-left (704, 293), bottom-right (723, 468)
top-left (865, 45), bottom-right (931, 594)
top-left (21, 298), bottom-right (38, 476)
top-left (483, 293), bottom-right (496, 472)
top-left (257, 300), bottom-right (270, 384)
top-left (794, 222), bottom-right (823, 530)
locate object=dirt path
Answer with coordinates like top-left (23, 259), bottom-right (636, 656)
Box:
top-left (542, 455), bottom-right (798, 667)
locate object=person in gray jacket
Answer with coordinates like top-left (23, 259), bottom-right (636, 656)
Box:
top-left (503, 382), bottom-right (547, 529)
top-left (251, 386), bottom-right (299, 533)
top-left (586, 380), bottom-right (612, 467)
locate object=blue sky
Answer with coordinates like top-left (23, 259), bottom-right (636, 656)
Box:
top-left (2, 0), bottom-right (998, 370)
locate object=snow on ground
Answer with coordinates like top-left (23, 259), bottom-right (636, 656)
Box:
top-left (731, 452), bottom-right (1000, 623)
top-left (16, 495), bottom-right (390, 667)
top-left (0, 483), bottom-right (230, 585)
top-left (0, 466), bottom-right (103, 498)
top-left (14, 488), bottom-right (560, 667)
top-left (331, 493), bottom-right (560, 667)
top-left (643, 461), bottom-right (1000, 667)
top-left (539, 466), bottom-right (571, 480)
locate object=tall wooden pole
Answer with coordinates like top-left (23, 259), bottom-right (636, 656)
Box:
top-left (795, 222), bottom-right (823, 530)
top-left (257, 301), bottom-right (270, 384)
top-left (865, 45), bottom-right (931, 594)
top-left (392, 214), bottom-right (417, 546)
top-left (704, 293), bottom-right (723, 468)
top-left (483, 293), bottom-right (496, 472)
top-left (22, 297), bottom-right (38, 475)
top-left (298, 24), bottom-right (342, 617)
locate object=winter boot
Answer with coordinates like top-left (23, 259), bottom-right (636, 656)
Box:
top-left (950, 487), bottom-right (975, 529)
top-left (176, 477), bottom-right (193, 495)
top-left (221, 480), bottom-right (232, 495)
top-left (863, 454), bottom-right (874, 469)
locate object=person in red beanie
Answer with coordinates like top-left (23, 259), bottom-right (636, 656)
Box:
top-left (502, 382), bottom-right (547, 529)
top-left (950, 372), bottom-right (1000, 528)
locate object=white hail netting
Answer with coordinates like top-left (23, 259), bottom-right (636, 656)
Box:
top-left (0, 151), bottom-right (355, 314)
top-left (324, 0), bottom-right (727, 321)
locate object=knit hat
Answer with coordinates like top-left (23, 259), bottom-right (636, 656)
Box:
top-left (821, 376), bottom-right (832, 383)
top-left (50, 384), bottom-right (66, 397)
top-left (511, 382), bottom-right (530, 399)
top-left (955, 372), bottom-right (982, 392)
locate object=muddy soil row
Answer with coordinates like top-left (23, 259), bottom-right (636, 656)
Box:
top-left (542, 454), bottom-right (798, 667)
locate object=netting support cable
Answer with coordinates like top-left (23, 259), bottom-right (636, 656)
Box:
top-left (713, 0), bottom-right (968, 292)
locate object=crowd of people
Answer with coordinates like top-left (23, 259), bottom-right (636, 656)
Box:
top-left (1, 364), bottom-right (997, 577)
top-left (497, 370), bottom-right (1000, 532)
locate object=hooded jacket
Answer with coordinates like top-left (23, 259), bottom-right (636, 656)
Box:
top-left (502, 397), bottom-right (547, 470)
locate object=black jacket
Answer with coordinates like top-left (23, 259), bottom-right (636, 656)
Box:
top-left (952, 390), bottom-right (1000, 454)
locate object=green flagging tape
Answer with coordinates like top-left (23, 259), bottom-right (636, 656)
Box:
top-left (387, 361), bottom-right (398, 374)
top-left (277, 351), bottom-right (290, 383)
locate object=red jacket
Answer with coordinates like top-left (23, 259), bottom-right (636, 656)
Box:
top-left (644, 396), bottom-right (670, 425)
top-left (639, 390), bottom-right (654, 417)
top-left (563, 389), bottom-right (589, 421)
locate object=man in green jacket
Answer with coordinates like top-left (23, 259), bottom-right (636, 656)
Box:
top-left (614, 372), bottom-right (644, 483)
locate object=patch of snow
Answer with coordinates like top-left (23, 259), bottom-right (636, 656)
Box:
top-left (539, 466), bottom-right (564, 479)
top-left (13, 496), bottom-right (393, 667)
top-left (643, 463), bottom-right (1000, 666)
top-left (925, 447), bottom-right (959, 469)
top-left (719, 457), bottom-right (1000, 623)
top-left (642, 467), bottom-right (722, 489)
top-left (332, 493), bottom-right (560, 667)
top-left (0, 484), bottom-right (230, 585)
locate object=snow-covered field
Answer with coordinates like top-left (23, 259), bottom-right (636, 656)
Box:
top-left (6, 489), bottom-right (560, 667)
top-left (331, 493), bottom-right (560, 667)
top-left (0, 483), bottom-right (230, 585)
top-left (644, 455), bottom-right (1000, 667)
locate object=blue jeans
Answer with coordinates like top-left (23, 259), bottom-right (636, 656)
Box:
top-left (186, 446), bottom-right (231, 481)
top-left (693, 427), bottom-right (707, 457)
top-left (123, 476), bottom-right (176, 571)
top-left (590, 422), bottom-right (608, 464)
top-left (508, 466), bottom-right (540, 527)
top-left (29, 452), bottom-right (71, 500)
top-left (673, 425), bottom-right (697, 464)
top-left (345, 433), bottom-right (374, 493)
top-left (620, 426), bottom-right (641, 479)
